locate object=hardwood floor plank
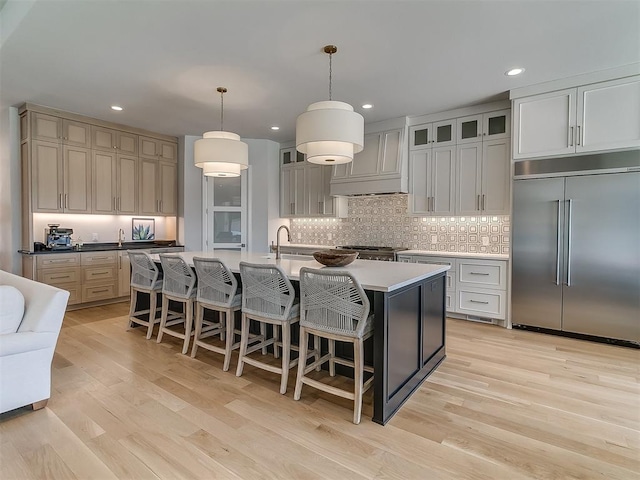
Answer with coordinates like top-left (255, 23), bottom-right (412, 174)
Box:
top-left (1, 303), bottom-right (638, 480)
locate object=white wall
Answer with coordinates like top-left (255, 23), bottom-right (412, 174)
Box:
top-left (0, 107), bottom-right (21, 273)
top-left (245, 138), bottom-right (283, 253)
top-left (179, 135), bottom-right (203, 251)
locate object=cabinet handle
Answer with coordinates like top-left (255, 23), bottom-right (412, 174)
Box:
top-left (64, 194), bottom-right (68, 208)
top-left (469, 272), bottom-right (490, 276)
top-left (569, 126), bottom-right (574, 147)
top-left (91, 256), bottom-right (110, 260)
top-left (290, 202), bottom-right (295, 215)
top-left (113, 197), bottom-right (116, 210)
top-left (482, 194), bottom-right (486, 211)
top-left (59, 193), bottom-right (63, 209)
top-left (92, 271), bottom-right (110, 276)
top-left (92, 288), bottom-right (109, 293)
top-left (319, 201), bottom-right (323, 213)
top-left (159, 200), bottom-right (163, 212)
top-left (469, 299), bottom-right (489, 305)
top-left (50, 275), bottom-right (71, 280)
top-left (577, 126), bottom-right (581, 146)
top-left (49, 259), bottom-right (72, 264)
top-left (477, 194), bottom-right (481, 211)
top-left (430, 196), bottom-right (435, 212)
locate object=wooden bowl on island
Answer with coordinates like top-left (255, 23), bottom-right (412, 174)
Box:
top-left (313, 249), bottom-right (359, 267)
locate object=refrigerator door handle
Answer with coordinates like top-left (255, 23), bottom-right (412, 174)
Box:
top-left (566, 198), bottom-right (573, 286)
top-left (556, 199), bottom-right (561, 285)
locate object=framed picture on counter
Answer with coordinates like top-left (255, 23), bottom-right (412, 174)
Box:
top-left (132, 218), bottom-right (155, 241)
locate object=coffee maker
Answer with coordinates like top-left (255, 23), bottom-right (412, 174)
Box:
top-left (45, 224), bottom-right (73, 250)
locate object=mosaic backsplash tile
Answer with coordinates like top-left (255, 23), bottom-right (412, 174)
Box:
top-left (290, 194), bottom-right (510, 255)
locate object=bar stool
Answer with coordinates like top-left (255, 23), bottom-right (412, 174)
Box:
top-left (236, 262), bottom-right (304, 394)
top-left (190, 257), bottom-right (244, 371)
top-left (294, 267), bottom-right (374, 424)
top-left (127, 251), bottom-right (163, 339)
top-left (157, 254), bottom-right (197, 354)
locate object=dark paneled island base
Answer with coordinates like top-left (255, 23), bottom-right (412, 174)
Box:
top-left (373, 272), bottom-right (446, 425)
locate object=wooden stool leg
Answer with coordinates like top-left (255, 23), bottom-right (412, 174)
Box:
top-left (223, 310), bottom-right (234, 372)
top-left (293, 327), bottom-right (308, 400)
top-left (279, 322), bottom-right (291, 394)
top-left (353, 338), bottom-right (364, 425)
top-left (182, 300), bottom-right (193, 354)
top-left (260, 322), bottom-right (267, 355)
top-left (157, 296), bottom-right (168, 343)
top-left (273, 324), bottom-right (280, 359)
top-left (191, 303), bottom-right (203, 358)
top-left (146, 290), bottom-right (157, 339)
top-left (329, 339), bottom-right (336, 377)
top-left (127, 288), bottom-right (137, 329)
top-left (314, 335), bottom-right (321, 372)
top-left (236, 314), bottom-right (250, 377)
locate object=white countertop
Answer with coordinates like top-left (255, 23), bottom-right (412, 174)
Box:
top-left (400, 250), bottom-right (509, 261)
top-left (151, 251), bottom-right (449, 293)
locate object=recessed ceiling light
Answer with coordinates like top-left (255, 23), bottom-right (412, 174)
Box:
top-left (111, 105), bottom-right (123, 111)
top-left (271, 126), bottom-right (280, 131)
top-left (505, 68), bottom-right (525, 76)
top-left (362, 104), bottom-right (373, 109)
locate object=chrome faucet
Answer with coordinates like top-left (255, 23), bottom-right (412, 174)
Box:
top-left (118, 228), bottom-right (125, 248)
top-left (276, 225), bottom-right (291, 260)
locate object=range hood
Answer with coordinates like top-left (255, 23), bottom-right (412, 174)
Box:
top-left (330, 127), bottom-right (408, 196)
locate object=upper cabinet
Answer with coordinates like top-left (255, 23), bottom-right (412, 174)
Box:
top-left (513, 75), bottom-right (640, 159)
top-left (409, 107), bottom-right (510, 216)
top-left (457, 109), bottom-right (510, 145)
top-left (410, 119), bottom-right (456, 149)
top-left (92, 126), bottom-right (138, 155)
top-left (280, 147), bottom-right (306, 166)
top-left (30, 113), bottom-right (91, 148)
top-left (139, 136), bottom-right (178, 162)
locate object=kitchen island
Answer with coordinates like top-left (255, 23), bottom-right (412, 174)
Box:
top-left (152, 251), bottom-right (449, 425)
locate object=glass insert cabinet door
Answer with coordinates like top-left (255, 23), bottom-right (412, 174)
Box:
top-left (204, 172), bottom-right (247, 251)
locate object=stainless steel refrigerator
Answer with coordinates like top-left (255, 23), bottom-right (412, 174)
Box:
top-left (512, 154), bottom-right (640, 344)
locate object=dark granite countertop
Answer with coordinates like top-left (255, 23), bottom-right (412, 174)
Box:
top-left (19, 241), bottom-right (183, 255)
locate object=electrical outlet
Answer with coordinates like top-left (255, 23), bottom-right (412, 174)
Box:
top-left (327, 233), bottom-right (332, 241)
top-left (481, 236), bottom-right (489, 246)
top-left (91, 233), bottom-right (99, 242)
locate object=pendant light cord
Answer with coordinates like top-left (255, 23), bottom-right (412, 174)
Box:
top-left (220, 90), bottom-right (224, 131)
top-left (328, 51), bottom-right (333, 101)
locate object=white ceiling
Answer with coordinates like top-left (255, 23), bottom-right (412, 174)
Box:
top-left (1, 0), bottom-right (639, 143)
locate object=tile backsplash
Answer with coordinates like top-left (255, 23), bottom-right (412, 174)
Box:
top-left (290, 194), bottom-right (510, 254)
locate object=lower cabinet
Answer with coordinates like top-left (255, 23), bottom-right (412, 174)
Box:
top-left (397, 254), bottom-right (508, 323)
top-left (23, 246), bottom-right (184, 308)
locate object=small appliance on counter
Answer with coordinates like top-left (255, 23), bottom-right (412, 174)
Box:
top-left (45, 224), bottom-right (73, 250)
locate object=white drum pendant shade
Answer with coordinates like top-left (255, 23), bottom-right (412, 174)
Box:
top-left (194, 130), bottom-right (248, 177)
top-left (296, 101), bottom-right (364, 165)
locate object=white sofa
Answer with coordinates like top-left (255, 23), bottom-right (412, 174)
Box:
top-left (0, 270), bottom-right (69, 414)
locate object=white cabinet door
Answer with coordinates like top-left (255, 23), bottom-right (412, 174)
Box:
top-left (456, 142), bottom-right (482, 215)
top-left (457, 114), bottom-right (484, 145)
top-left (409, 150), bottom-right (430, 214)
top-left (483, 109), bottom-right (510, 142)
top-left (481, 138), bottom-right (510, 215)
top-left (306, 164), bottom-right (323, 216)
top-left (432, 120), bottom-right (456, 147)
top-left (431, 146), bottom-right (456, 215)
top-left (409, 123), bottom-right (433, 150)
top-left (280, 164), bottom-right (306, 217)
top-left (577, 76), bottom-right (640, 153)
top-left (513, 88), bottom-right (576, 159)
top-left (293, 165), bottom-right (307, 216)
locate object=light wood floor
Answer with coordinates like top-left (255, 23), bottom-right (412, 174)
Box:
top-left (1, 303), bottom-right (638, 480)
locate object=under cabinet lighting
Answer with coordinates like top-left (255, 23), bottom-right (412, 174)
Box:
top-left (111, 105), bottom-right (123, 111)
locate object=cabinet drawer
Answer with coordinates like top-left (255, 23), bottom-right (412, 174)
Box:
top-left (414, 256), bottom-right (454, 267)
top-left (38, 267), bottom-right (81, 284)
top-left (37, 253), bottom-right (80, 269)
top-left (83, 266), bottom-right (116, 282)
top-left (445, 290), bottom-right (454, 311)
top-left (61, 285), bottom-right (82, 305)
top-left (81, 251), bottom-right (117, 266)
top-left (456, 288), bottom-right (506, 320)
top-left (82, 283), bottom-right (116, 302)
top-left (457, 259), bottom-right (506, 290)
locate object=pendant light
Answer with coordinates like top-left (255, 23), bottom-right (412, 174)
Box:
top-left (296, 45), bottom-right (364, 165)
top-left (194, 87), bottom-right (248, 177)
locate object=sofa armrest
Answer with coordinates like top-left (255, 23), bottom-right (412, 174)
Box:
top-left (0, 331), bottom-right (59, 357)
